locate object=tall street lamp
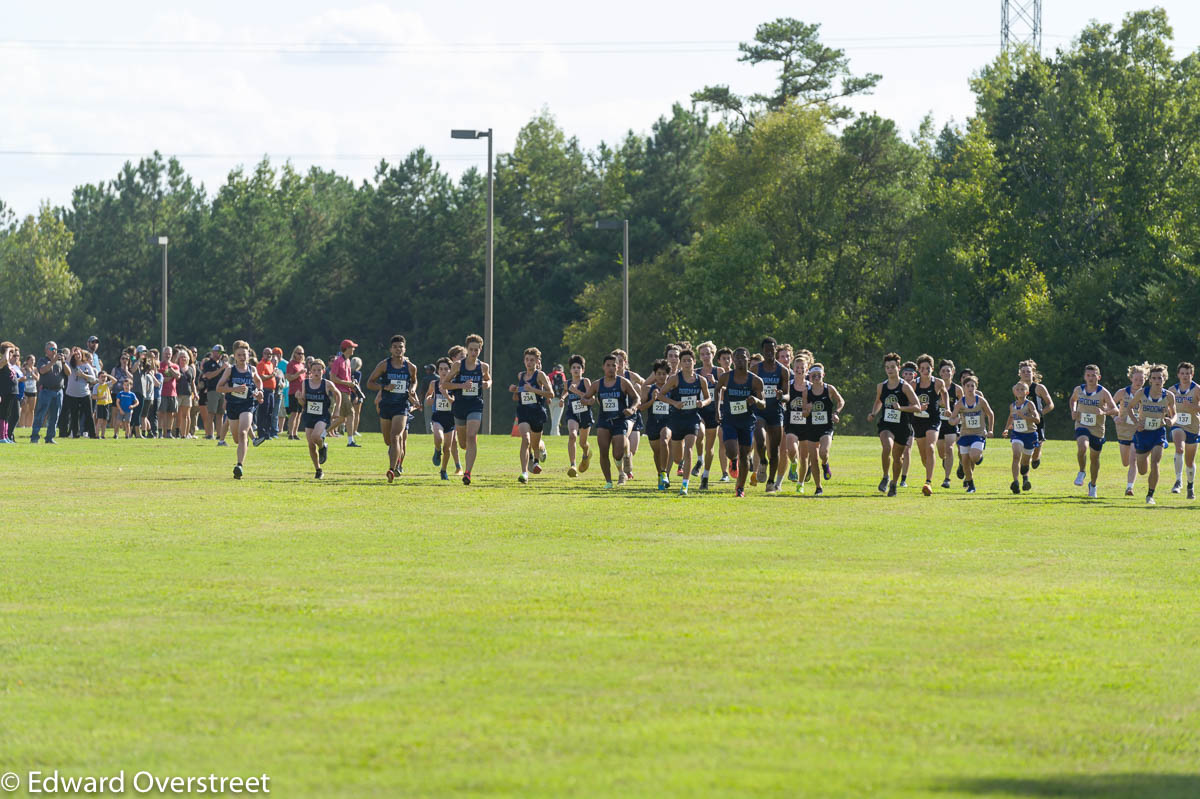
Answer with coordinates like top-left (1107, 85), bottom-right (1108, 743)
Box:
top-left (595, 219), bottom-right (629, 355)
top-left (451, 128), bottom-right (494, 435)
top-left (149, 234), bottom-right (169, 350)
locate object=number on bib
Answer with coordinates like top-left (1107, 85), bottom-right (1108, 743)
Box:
top-left (730, 400), bottom-right (748, 415)
top-left (1080, 411), bottom-right (1097, 427)
top-left (790, 411), bottom-right (805, 425)
top-left (462, 382), bottom-right (479, 396)
top-left (883, 408), bottom-right (901, 424)
top-left (939, 408), bottom-right (951, 421)
top-left (762, 385), bottom-right (777, 399)
top-left (571, 400), bottom-right (585, 415)
top-left (681, 396), bottom-right (697, 410)
top-left (1144, 416), bottom-right (1162, 430)
top-left (812, 411), bottom-right (829, 425)
top-left (914, 410), bottom-right (930, 419)
top-left (1176, 411), bottom-right (1193, 427)
top-left (436, 397), bottom-right (451, 412)
top-left (389, 379), bottom-right (407, 394)
top-left (520, 391), bottom-right (536, 405)
top-left (965, 413), bottom-right (981, 429)
top-left (233, 386), bottom-right (249, 399)
top-left (1013, 418), bottom-right (1028, 433)
top-left (652, 400), bottom-right (669, 415)
top-left (602, 397), bottom-right (619, 413)
top-left (306, 400), bottom-right (323, 415)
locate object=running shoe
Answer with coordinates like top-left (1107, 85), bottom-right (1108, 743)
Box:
top-left (887, 481), bottom-right (897, 497)
top-left (579, 448), bottom-right (591, 472)
top-left (539, 444), bottom-right (547, 463)
top-left (1188, 484), bottom-right (1195, 500)
top-left (1087, 483), bottom-right (1097, 499)
top-left (678, 486), bottom-right (688, 497)
top-left (765, 483), bottom-right (777, 494)
top-left (1074, 471), bottom-right (1086, 487)
top-left (1031, 458), bottom-right (1040, 470)
top-left (677, 466), bottom-right (684, 477)
top-left (387, 469), bottom-right (395, 484)
top-left (233, 463), bottom-right (243, 479)
top-left (878, 476), bottom-right (889, 493)
top-left (518, 472), bottom-right (528, 484)
top-left (1010, 480), bottom-right (1020, 495)
top-left (618, 473), bottom-right (626, 486)
top-left (788, 463), bottom-right (798, 482)
top-left (756, 464), bottom-right (767, 484)
top-left (1023, 477), bottom-right (1032, 492)
top-left (796, 480), bottom-right (804, 494)
top-left (440, 470), bottom-right (448, 481)
top-left (1125, 487), bottom-right (1135, 497)
top-left (922, 482), bottom-right (933, 496)
top-left (568, 465), bottom-right (578, 477)
top-left (605, 481), bottom-right (614, 489)
top-left (315, 468), bottom-right (323, 480)
top-left (822, 462), bottom-right (831, 481)
top-left (729, 464), bottom-right (739, 480)
top-left (941, 479), bottom-right (951, 489)
top-left (720, 473), bottom-right (731, 483)
top-left (347, 441), bottom-right (361, 448)
top-left (1146, 494), bottom-right (1156, 505)
top-left (252, 436), bottom-right (266, 447)
top-left (1172, 480), bottom-right (1182, 494)
top-left (749, 470), bottom-right (758, 486)
top-left (531, 462), bottom-right (542, 475)
top-left (454, 467), bottom-right (463, 476)
top-left (217, 440), bottom-right (228, 447)
top-left (691, 461), bottom-right (702, 477)
top-left (814, 486), bottom-right (824, 497)
top-left (899, 476), bottom-right (908, 488)
top-left (956, 463), bottom-right (964, 480)
top-left (735, 488), bottom-right (745, 498)
top-left (319, 444), bottom-right (327, 465)
top-left (462, 471), bottom-right (471, 485)
top-left (966, 481), bottom-right (976, 494)
top-left (657, 474), bottom-right (666, 491)
top-left (700, 476), bottom-right (709, 491)
top-left (433, 449), bottom-right (441, 467)
top-left (625, 470), bottom-right (634, 481)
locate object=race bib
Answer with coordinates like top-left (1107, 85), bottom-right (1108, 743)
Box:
top-left (762, 385), bottom-right (777, 399)
top-left (790, 411), bottom-right (805, 425)
top-left (388, 379), bottom-right (407, 394)
top-left (306, 400), bottom-right (323, 415)
top-left (602, 397), bottom-right (618, 413)
top-left (1144, 416), bottom-right (1162, 430)
top-left (462, 382), bottom-right (479, 396)
top-left (939, 407), bottom-right (951, 421)
top-left (232, 386), bottom-right (249, 399)
top-left (1080, 411), bottom-right (1097, 427)
top-left (520, 391), bottom-right (536, 405)
top-left (965, 413), bottom-right (981, 429)
top-left (652, 400), bottom-right (670, 415)
top-left (571, 400), bottom-right (585, 415)
top-left (436, 396), bottom-right (451, 412)
top-left (1013, 418), bottom-right (1029, 433)
top-left (812, 411), bottom-right (829, 425)
top-left (914, 410), bottom-right (930, 419)
top-left (1176, 412), bottom-right (1193, 427)
top-left (883, 408), bottom-right (901, 424)
top-left (730, 400), bottom-right (748, 415)
top-left (681, 396), bottom-right (697, 410)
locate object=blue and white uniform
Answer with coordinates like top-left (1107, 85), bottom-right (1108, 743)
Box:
top-left (563, 378), bottom-right (594, 429)
top-left (224, 365), bottom-right (256, 420)
top-left (754, 361), bottom-right (786, 427)
top-left (595, 377), bottom-right (630, 433)
top-left (668, 372), bottom-right (703, 440)
top-left (644, 382), bottom-right (671, 442)
top-left (1170, 380), bottom-right (1199, 445)
top-left (379, 359), bottom-right (413, 423)
top-left (721, 372), bottom-right (756, 446)
top-left (1133, 387), bottom-right (1170, 454)
top-left (301, 378), bottom-right (332, 430)
top-left (515, 370), bottom-right (548, 432)
top-left (1010, 399), bottom-right (1039, 452)
top-left (957, 395), bottom-right (986, 452)
top-left (452, 359), bottom-right (484, 423)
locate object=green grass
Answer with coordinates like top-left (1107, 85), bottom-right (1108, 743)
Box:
top-left (2, 432), bottom-right (1198, 798)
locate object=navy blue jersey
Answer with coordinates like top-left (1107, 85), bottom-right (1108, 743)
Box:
top-left (670, 373), bottom-right (703, 420)
top-left (452, 359), bottom-right (484, 415)
top-left (302, 378), bottom-right (332, 419)
top-left (226, 365), bottom-right (256, 415)
top-left (380, 359), bottom-right (413, 407)
top-left (755, 362), bottom-right (786, 412)
top-left (517, 370), bottom-right (547, 410)
top-left (722, 372), bottom-right (755, 427)
top-left (595, 377), bottom-right (629, 424)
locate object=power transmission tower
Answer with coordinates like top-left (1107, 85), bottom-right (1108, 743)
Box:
top-left (1001, 0), bottom-right (1042, 53)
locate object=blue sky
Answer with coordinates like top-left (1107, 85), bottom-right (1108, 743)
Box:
top-left (3, 0), bottom-right (1198, 217)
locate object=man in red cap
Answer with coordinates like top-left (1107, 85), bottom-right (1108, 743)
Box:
top-left (329, 339), bottom-right (359, 446)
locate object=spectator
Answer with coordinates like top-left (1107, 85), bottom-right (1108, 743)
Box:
top-left (175, 349), bottom-right (198, 438)
top-left (271, 348), bottom-right (285, 437)
top-left (131, 352), bottom-right (155, 438)
top-left (329, 339), bottom-right (358, 445)
top-left (19, 354), bottom-right (37, 429)
top-left (64, 348), bottom-right (98, 439)
top-left (201, 345), bottom-right (228, 443)
top-left (285, 345), bottom-right (307, 439)
top-left (549, 363), bottom-right (567, 435)
top-left (30, 341), bottom-right (65, 443)
top-left (350, 356), bottom-right (364, 441)
top-left (86, 335), bottom-right (103, 429)
top-left (159, 345), bottom-right (180, 438)
top-left (254, 347), bottom-right (278, 446)
top-left (0, 342), bottom-right (17, 442)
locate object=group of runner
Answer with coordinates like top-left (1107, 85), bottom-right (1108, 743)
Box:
top-left (213, 332), bottom-right (1198, 505)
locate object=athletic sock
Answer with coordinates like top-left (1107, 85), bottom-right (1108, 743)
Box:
top-left (702, 470), bottom-right (709, 478)
top-left (1175, 452), bottom-right (1184, 479)
top-left (1189, 466), bottom-right (1196, 483)
top-left (1127, 481), bottom-right (1134, 490)
top-left (681, 479), bottom-right (689, 489)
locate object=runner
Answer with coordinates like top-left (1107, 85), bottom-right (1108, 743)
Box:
top-left (1113, 363), bottom-right (1148, 497)
top-left (612, 349), bottom-right (644, 481)
top-left (580, 354), bottom-right (640, 488)
top-left (801, 363), bottom-right (843, 496)
top-left (716, 347), bottom-right (766, 498)
top-left (562, 355), bottom-right (594, 478)
top-left (215, 340), bottom-right (264, 479)
top-left (752, 337), bottom-right (789, 493)
top-left (866, 353), bottom-right (922, 496)
top-left (784, 359), bottom-right (809, 491)
top-left (509, 347), bottom-right (554, 484)
top-left (662, 349), bottom-right (711, 496)
top-left (695, 341), bottom-right (723, 490)
top-left (936, 359), bottom-right (961, 488)
top-left (897, 361), bottom-right (919, 487)
top-left (715, 347), bottom-right (734, 482)
top-left (639, 360), bottom-right (673, 490)
top-left (773, 343), bottom-right (796, 488)
top-left (297, 359), bottom-right (339, 479)
top-left (1067, 364), bottom-right (1119, 498)
top-left (442, 335), bottom-right (492, 486)
top-left (424, 357), bottom-right (460, 480)
top-left (790, 348), bottom-right (816, 486)
top-left (907, 355), bottom-right (949, 496)
top-left (1018, 360), bottom-right (1055, 469)
top-left (1168, 361), bottom-right (1198, 499)
top-left (948, 373), bottom-right (994, 494)
top-left (1002, 381), bottom-right (1041, 494)
top-left (1127, 364), bottom-right (1177, 505)
top-left (366, 335), bottom-right (419, 484)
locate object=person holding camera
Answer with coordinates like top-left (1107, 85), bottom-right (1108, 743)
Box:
top-left (64, 347), bottom-right (99, 438)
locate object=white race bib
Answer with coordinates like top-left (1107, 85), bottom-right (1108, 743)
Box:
top-left (571, 400), bottom-right (585, 415)
top-left (389, 379), bottom-right (407, 394)
top-left (602, 397), bottom-right (618, 413)
top-left (762, 385), bottom-right (777, 399)
top-left (914, 410), bottom-right (930, 419)
top-left (939, 407), bottom-right (951, 421)
top-left (790, 411), bottom-right (805, 425)
top-left (233, 386), bottom-right (249, 399)
top-left (520, 391), bottom-right (536, 405)
top-left (1080, 411), bottom-right (1097, 427)
top-left (730, 400), bottom-right (747, 415)
top-left (883, 408), bottom-right (901, 424)
top-left (965, 413), bottom-right (981, 429)
top-left (462, 381), bottom-right (479, 396)
top-left (306, 400), bottom-right (323, 415)
top-left (1013, 418), bottom-right (1029, 433)
top-left (1176, 412), bottom-right (1193, 427)
top-left (436, 396), bottom-right (451, 412)
top-left (681, 395), bottom-right (697, 410)
top-left (1144, 416), bottom-right (1162, 430)
top-left (652, 400), bottom-right (670, 415)
top-left (812, 411), bottom-right (829, 425)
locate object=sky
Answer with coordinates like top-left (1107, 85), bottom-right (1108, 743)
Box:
top-left (3, 0), bottom-right (1199, 218)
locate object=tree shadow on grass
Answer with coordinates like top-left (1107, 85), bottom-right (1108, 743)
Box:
top-left (935, 773), bottom-right (1200, 798)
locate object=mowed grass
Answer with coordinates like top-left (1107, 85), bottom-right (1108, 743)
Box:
top-left (1, 432), bottom-right (1198, 798)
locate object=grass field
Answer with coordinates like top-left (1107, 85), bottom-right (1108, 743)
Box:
top-left (2, 432), bottom-right (1198, 798)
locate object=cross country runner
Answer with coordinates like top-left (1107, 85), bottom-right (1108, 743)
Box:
top-left (937, 359), bottom-right (961, 488)
top-left (911, 354), bottom-right (949, 496)
top-left (581, 353), bottom-right (640, 489)
top-left (215, 340), bottom-right (265, 480)
top-left (1112, 363), bottom-right (1148, 497)
top-left (1068, 364), bottom-right (1119, 498)
top-left (425, 357), bottom-right (461, 480)
top-left (801, 362), bottom-right (843, 496)
top-left (640, 359), bottom-right (673, 491)
top-left (366, 334), bottom-right (419, 484)
top-left (1168, 361), bottom-right (1198, 499)
top-left (867, 353), bottom-right (922, 497)
top-left (563, 355), bottom-right (594, 478)
top-left (297, 359), bottom-right (340, 479)
top-left (753, 337), bottom-right (789, 493)
top-left (1127, 364), bottom-right (1176, 505)
top-left (443, 334), bottom-right (492, 485)
top-left (612, 349), bottom-right (644, 482)
top-left (1018, 359), bottom-right (1055, 469)
top-left (716, 347), bottom-right (766, 498)
top-left (1002, 381), bottom-right (1041, 494)
top-left (662, 348), bottom-right (711, 496)
top-left (696, 341), bottom-right (723, 491)
top-left (948, 372), bottom-right (994, 494)
top-left (510, 347), bottom-right (554, 484)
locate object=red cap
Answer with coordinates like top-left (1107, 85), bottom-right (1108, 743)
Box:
top-left (340, 339), bottom-right (358, 351)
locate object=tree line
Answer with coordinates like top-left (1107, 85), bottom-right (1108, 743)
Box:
top-left (2, 10), bottom-right (1197, 434)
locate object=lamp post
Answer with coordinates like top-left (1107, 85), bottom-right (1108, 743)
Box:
top-left (595, 219), bottom-right (629, 355)
top-left (451, 128), bottom-right (494, 434)
top-left (149, 234), bottom-right (169, 350)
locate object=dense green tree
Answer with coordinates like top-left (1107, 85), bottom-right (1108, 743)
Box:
top-left (0, 204), bottom-right (80, 345)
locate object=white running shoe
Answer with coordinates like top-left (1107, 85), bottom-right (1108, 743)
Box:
top-left (1074, 471), bottom-right (1085, 487)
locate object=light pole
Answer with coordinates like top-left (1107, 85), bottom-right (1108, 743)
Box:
top-left (596, 219), bottom-right (629, 355)
top-left (149, 234), bottom-right (169, 350)
top-left (451, 128), bottom-right (494, 435)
